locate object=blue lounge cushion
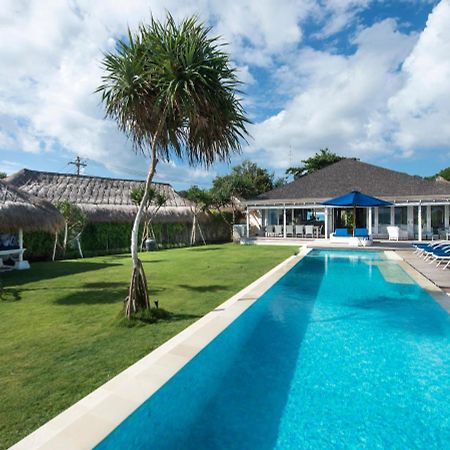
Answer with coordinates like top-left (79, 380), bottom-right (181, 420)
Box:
top-left (334, 228), bottom-right (350, 237)
top-left (354, 228), bottom-right (369, 237)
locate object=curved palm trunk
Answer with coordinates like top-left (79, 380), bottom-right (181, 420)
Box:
top-left (126, 139), bottom-right (159, 318)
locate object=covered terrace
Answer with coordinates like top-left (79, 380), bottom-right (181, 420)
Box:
top-left (244, 159), bottom-right (450, 243)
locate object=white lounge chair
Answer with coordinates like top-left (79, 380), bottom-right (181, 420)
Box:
top-left (305, 225), bottom-right (314, 238)
top-left (274, 225), bottom-right (283, 237)
top-left (285, 225), bottom-right (294, 237)
top-left (295, 225), bottom-right (304, 237)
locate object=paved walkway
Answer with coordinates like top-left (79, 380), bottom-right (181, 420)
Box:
top-left (400, 250), bottom-right (450, 293)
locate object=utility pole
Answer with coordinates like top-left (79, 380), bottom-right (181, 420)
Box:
top-left (69, 156), bottom-right (87, 176)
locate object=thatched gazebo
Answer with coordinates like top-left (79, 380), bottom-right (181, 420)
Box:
top-left (0, 180), bottom-right (64, 269)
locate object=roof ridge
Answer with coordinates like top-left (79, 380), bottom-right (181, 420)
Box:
top-left (14, 168), bottom-right (172, 187)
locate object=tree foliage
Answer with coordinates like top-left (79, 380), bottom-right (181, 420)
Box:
top-left (210, 159), bottom-right (277, 203)
top-left (429, 166), bottom-right (450, 182)
top-left (286, 148), bottom-right (346, 180)
top-left (0, 172), bottom-right (6, 179)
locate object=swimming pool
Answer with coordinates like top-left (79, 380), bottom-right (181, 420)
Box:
top-left (96, 250), bottom-right (450, 449)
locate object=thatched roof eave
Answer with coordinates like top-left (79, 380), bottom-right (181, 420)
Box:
top-left (0, 181), bottom-right (65, 233)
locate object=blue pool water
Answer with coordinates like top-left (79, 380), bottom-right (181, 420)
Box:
top-left (96, 250), bottom-right (450, 449)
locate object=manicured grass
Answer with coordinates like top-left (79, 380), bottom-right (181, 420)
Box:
top-left (0, 244), bottom-right (297, 449)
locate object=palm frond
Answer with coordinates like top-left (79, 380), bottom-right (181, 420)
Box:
top-left (97, 13), bottom-right (250, 166)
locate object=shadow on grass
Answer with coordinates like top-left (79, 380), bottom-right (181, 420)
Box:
top-left (55, 281), bottom-right (126, 306)
top-left (114, 308), bottom-right (201, 328)
top-left (178, 284), bottom-right (227, 293)
top-left (1, 261), bottom-right (122, 287)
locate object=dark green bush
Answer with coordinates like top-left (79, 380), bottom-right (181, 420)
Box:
top-left (24, 220), bottom-right (230, 261)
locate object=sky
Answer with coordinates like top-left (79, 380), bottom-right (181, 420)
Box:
top-left (0, 0), bottom-right (449, 189)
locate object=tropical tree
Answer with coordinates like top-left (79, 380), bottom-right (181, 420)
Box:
top-left (53, 201), bottom-right (87, 259)
top-left (0, 172), bottom-right (6, 179)
top-left (97, 14), bottom-right (249, 318)
top-left (185, 185), bottom-right (212, 245)
top-left (286, 148), bottom-right (346, 179)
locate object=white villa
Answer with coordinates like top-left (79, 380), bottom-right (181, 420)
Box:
top-left (245, 159), bottom-right (450, 242)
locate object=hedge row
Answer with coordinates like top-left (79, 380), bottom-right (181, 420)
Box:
top-left (24, 220), bottom-right (231, 261)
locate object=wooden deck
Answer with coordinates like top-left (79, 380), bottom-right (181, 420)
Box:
top-left (400, 249), bottom-right (450, 294)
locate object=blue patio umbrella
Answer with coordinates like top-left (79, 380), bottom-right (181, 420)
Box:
top-left (321, 191), bottom-right (392, 236)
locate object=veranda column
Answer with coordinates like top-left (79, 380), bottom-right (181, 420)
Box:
top-left (426, 205), bottom-right (432, 235)
top-left (407, 205), bottom-right (414, 239)
top-left (324, 207), bottom-right (329, 239)
top-left (418, 205), bottom-right (422, 242)
top-left (246, 207), bottom-right (250, 238)
top-left (445, 204), bottom-right (449, 230)
top-left (283, 207), bottom-right (287, 239)
top-left (390, 206), bottom-right (395, 226)
top-left (368, 208), bottom-right (372, 236)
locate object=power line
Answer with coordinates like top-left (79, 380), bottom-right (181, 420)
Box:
top-left (68, 156), bottom-right (87, 176)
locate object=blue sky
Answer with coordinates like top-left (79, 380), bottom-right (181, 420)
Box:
top-left (1, 0), bottom-right (449, 189)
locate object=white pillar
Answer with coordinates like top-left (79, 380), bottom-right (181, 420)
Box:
top-left (368, 208), bottom-right (372, 236)
top-left (18, 228), bottom-right (24, 262)
top-left (390, 206), bottom-right (395, 225)
top-left (445, 204), bottom-right (449, 229)
top-left (418, 205), bottom-right (422, 242)
top-left (407, 206), bottom-right (414, 239)
top-left (246, 208), bottom-right (250, 238)
top-left (426, 205), bottom-right (432, 234)
top-left (283, 208), bottom-right (287, 239)
top-left (324, 207), bottom-right (329, 239)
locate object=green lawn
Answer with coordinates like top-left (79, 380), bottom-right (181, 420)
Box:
top-left (0, 244), bottom-right (296, 449)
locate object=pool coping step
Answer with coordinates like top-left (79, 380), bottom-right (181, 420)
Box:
top-left (9, 247), bottom-right (308, 450)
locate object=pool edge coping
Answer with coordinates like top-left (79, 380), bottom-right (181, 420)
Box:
top-left (9, 247), bottom-right (309, 450)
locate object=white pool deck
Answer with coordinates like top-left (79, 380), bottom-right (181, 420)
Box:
top-left (9, 246), bottom-right (449, 450)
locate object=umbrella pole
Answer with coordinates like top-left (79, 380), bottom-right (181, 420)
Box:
top-left (353, 205), bottom-right (356, 237)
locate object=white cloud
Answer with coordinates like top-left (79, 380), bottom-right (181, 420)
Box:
top-left (0, 0), bottom-right (447, 185)
top-left (387, 0), bottom-right (450, 159)
top-left (249, 19), bottom-right (418, 168)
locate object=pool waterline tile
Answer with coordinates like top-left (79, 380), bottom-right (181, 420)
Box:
top-left (9, 251), bottom-right (304, 450)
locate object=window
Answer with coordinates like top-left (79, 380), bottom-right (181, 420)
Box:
top-left (394, 207), bottom-right (407, 226)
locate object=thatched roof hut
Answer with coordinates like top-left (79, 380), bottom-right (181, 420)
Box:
top-left (5, 169), bottom-right (196, 224)
top-left (0, 180), bottom-right (65, 233)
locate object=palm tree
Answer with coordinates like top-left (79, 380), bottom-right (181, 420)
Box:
top-left (97, 14), bottom-right (249, 318)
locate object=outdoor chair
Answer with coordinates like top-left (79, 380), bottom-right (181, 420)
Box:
top-left (422, 242), bottom-right (449, 260)
top-left (285, 225), bottom-right (294, 237)
top-left (354, 228), bottom-right (370, 238)
top-left (295, 225), bottom-right (304, 237)
top-left (426, 244), bottom-right (450, 266)
top-left (333, 228), bottom-right (350, 237)
top-left (304, 225), bottom-right (314, 238)
top-left (265, 226), bottom-right (275, 237)
top-left (387, 226), bottom-right (408, 241)
top-left (274, 225), bottom-right (283, 237)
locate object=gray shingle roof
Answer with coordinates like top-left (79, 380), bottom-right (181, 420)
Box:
top-left (253, 159), bottom-right (450, 204)
top-left (5, 169), bottom-right (194, 224)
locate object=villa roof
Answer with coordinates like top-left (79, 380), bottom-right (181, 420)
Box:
top-left (251, 159), bottom-right (450, 205)
top-left (5, 169), bottom-right (194, 224)
top-left (0, 180), bottom-right (65, 233)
